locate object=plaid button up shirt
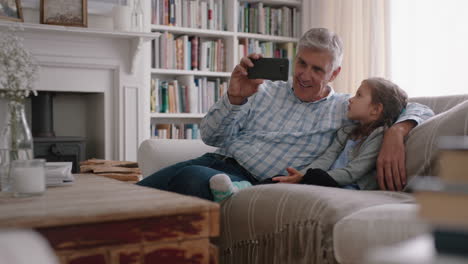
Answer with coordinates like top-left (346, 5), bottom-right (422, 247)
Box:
top-left (200, 80), bottom-right (434, 180)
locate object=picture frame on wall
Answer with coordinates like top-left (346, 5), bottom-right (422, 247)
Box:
top-left (0, 0), bottom-right (24, 22)
top-left (40, 0), bottom-right (87, 27)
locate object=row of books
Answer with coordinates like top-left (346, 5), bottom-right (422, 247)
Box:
top-left (238, 39), bottom-right (295, 76)
top-left (238, 3), bottom-right (301, 38)
top-left (150, 123), bottom-right (201, 139)
top-left (150, 76), bottom-right (228, 114)
top-left (151, 0), bottom-right (226, 31)
top-left (412, 136), bottom-right (468, 258)
top-left (152, 33), bottom-right (225, 72)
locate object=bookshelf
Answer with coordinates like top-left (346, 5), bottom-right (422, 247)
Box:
top-left (147, 0), bottom-right (303, 140)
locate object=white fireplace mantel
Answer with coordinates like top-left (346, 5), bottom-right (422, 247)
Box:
top-left (0, 21), bottom-right (157, 74)
top-left (0, 21), bottom-right (154, 162)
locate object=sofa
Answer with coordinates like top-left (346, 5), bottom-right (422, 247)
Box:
top-left (138, 94), bottom-right (468, 264)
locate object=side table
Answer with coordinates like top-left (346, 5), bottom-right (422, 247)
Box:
top-left (0, 174), bottom-right (219, 264)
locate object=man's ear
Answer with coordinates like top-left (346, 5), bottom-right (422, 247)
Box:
top-left (329, 66), bottom-right (341, 82)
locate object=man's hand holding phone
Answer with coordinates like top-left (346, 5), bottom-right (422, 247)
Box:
top-left (228, 54), bottom-right (264, 105)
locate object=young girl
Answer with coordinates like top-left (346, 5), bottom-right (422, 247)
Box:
top-left (210, 77), bottom-right (408, 202)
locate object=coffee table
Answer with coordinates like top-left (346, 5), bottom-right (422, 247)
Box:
top-left (0, 174), bottom-right (219, 264)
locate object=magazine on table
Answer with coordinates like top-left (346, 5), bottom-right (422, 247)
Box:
top-left (45, 162), bottom-right (74, 187)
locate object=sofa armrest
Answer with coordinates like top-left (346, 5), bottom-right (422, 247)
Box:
top-left (138, 139), bottom-right (217, 178)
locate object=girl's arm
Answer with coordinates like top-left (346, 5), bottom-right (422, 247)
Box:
top-left (326, 130), bottom-right (384, 186)
top-left (298, 126), bottom-right (350, 175)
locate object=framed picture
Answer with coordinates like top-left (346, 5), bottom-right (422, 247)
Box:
top-left (0, 0), bottom-right (23, 22)
top-left (40, 0), bottom-right (87, 27)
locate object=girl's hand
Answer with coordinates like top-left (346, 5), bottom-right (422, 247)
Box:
top-left (272, 167), bottom-right (304, 183)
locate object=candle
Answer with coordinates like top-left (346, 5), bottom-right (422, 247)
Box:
top-left (11, 159), bottom-right (46, 197)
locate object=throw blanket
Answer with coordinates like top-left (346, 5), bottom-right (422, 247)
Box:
top-left (219, 184), bottom-right (414, 264)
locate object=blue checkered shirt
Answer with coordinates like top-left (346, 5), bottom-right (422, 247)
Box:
top-left (200, 80), bottom-right (434, 180)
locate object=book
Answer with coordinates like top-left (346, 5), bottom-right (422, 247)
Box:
top-left (433, 227), bottom-right (468, 257)
top-left (437, 136), bottom-right (468, 183)
top-left (415, 189), bottom-right (468, 229)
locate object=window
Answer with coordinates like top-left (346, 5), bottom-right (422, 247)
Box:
top-left (390, 0), bottom-right (468, 97)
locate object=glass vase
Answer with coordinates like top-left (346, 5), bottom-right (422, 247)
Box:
top-left (0, 100), bottom-right (34, 193)
top-left (130, 0), bottom-right (144, 32)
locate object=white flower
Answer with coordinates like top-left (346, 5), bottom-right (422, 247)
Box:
top-left (0, 26), bottom-right (39, 102)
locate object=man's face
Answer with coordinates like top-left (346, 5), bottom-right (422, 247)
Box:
top-left (292, 47), bottom-right (341, 102)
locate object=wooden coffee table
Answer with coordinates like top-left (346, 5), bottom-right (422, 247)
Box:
top-left (0, 174), bottom-right (219, 264)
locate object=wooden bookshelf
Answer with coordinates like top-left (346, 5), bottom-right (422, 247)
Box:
top-left (145, 0), bottom-right (303, 140)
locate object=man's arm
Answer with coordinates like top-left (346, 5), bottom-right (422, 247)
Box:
top-left (200, 54), bottom-right (264, 147)
top-left (377, 102), bottom-right (435, 191)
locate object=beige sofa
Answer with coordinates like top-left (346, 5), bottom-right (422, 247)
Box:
top-left (138, 94), bottom-right (468, 264)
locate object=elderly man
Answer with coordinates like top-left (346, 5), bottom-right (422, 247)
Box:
top-left (137, 28), bottom-right (434, 199)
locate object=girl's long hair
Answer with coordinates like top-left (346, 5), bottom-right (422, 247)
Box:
top-left (350, 77), bottom-right (408, 142)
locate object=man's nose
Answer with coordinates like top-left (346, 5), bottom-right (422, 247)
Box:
top-left (300, 68), bottom-right (314, 81)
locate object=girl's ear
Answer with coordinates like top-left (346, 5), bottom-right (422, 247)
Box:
top-left (372, 103), bottom-right (384, 118)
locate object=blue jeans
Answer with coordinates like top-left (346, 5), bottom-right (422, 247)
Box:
top-left (136, 153), bottom-right (257, 200)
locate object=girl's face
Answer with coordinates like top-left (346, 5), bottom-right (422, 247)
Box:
top-left (347, 82), bottom-right (381, 124)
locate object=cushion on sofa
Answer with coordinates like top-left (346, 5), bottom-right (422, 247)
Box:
top-left (333, 203), bottom-right (429, 264)
top-left (405, 100), bottom-right (468, 179)
top-left (219, 184), bottom-right (415, 264)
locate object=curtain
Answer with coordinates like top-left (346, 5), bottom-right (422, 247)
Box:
top-left (302, 0), bottom-right (391, 94)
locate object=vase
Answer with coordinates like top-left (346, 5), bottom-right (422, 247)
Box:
top-left (0, 100), bottom-right (34, 192)
top-left (130, 0), bottom-right (144, 32)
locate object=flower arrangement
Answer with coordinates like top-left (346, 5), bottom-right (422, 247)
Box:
top-left (0, 26), bottom-right (39, 190)
top-left (0, 26), bottom-right (39, 101)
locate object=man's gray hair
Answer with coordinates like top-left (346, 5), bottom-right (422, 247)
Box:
top-left (298, 28), bottom-right (344, 70)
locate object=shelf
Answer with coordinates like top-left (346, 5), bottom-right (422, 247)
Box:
top-left (21, 0), bottom-right (117, 16)
top-left (239, 0), bottom-right (302, 7)
top-left (151, 25), bottom-right (233, 38)
top-left (0, 21), bottom-right (156, 39)
top-left (236, 32), bottom-right (299, 42)
top-left (151, 69), bottom-right (231, 77)
top-left (150, 113), bottom-right (205, 119)
top-left (0, 21), bottom-right (159, 74)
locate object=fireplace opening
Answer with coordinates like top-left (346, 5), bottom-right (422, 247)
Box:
top-left (32, 92), bottom-right (86, 173)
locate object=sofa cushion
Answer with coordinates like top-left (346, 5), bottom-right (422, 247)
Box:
top-left (333, 203), bottom-right (429, 264)
top-left (219, 184), bottom-right (415, 264)
top-left (405, 100), bottom-right (468, 179)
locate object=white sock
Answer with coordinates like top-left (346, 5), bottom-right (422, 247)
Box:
top-left (209, 174), bottom-right (252, 202)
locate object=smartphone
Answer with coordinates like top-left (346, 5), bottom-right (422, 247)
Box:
top-left (247, 58), bottom-right (289, 81)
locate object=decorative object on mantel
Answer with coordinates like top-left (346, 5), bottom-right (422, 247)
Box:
top-left (0, 0), bottom-right (23, 22)
top-left (40, 0), bottom-right (87, 27)
top-left (112, 0), bottom-right (131, 32)
top-left (0, 26), bottom-right (39, 193)
top-left (130, 0), bottom-right (143, 32)
top-left (80, 158), bottom-right (142, 182)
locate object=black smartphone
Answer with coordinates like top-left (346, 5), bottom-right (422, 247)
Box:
top-left (247, 58), bottom-right (289, 81)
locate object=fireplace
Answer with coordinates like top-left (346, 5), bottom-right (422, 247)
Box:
top-left (32, 92), bottom-right (86, 173)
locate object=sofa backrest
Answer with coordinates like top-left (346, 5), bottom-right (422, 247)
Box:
top-left (138, 95), bottom-right (468, 178)
top-left (409, 94), bottom-right (468, 115)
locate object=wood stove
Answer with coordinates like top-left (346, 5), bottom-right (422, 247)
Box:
top-left (32, 92), bottom-right (86, 173)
